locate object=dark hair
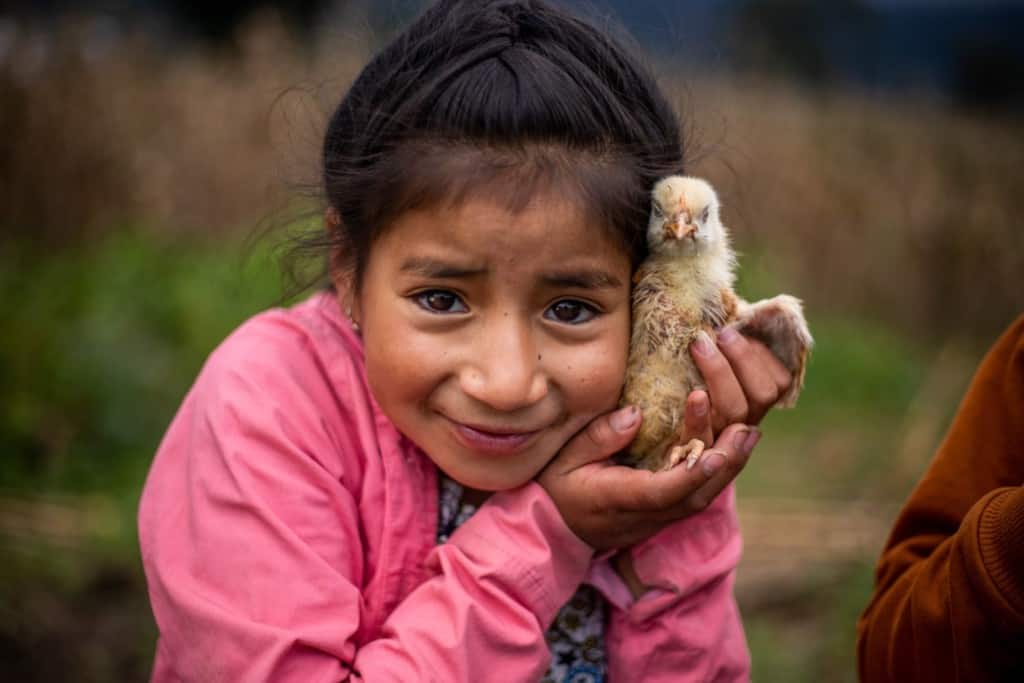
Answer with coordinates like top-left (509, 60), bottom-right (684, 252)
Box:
top-left (320, 0), bottom-right (685, 289)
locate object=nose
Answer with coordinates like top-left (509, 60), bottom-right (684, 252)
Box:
top-left (459, 314), bottom-right (549, 412)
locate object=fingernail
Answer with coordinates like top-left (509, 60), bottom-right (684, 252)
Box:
top-left (693, 331), bottom-right (715, 357)
top-left (611, 405), bottom-right (639, 432)
top-left (692, 395), bottom-right (708, 417)
top-left (718, 325), bottom-right (740, 346)
top-left (702, 451), bottom-right (726, 476)
top-left (743, 428), bottom-right (762, 454)
top-left (733, 428), bottom-right (751, 452)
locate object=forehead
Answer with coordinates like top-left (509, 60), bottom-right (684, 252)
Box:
top-left (374, 192), bottom-right (629, 271)
top-left (653, 177), bottom-right (714, 211)
top-left (363, 141), bottom-right (644, 264)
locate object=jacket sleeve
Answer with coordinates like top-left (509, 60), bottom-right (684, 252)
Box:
top-left (139, 324), bottom-right (594, 682)
top-left (590, 483), bottom-right (750, 682)
top-left (857, 315), bottom-right (1024, 682)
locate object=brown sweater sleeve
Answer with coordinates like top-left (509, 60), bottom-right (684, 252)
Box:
top-left (857, 316), bottom-right (1024, 682)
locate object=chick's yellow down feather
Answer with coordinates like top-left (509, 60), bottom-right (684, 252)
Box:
top-left (620, 176), bottom-right (813, 472)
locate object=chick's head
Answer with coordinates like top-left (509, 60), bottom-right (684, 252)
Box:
top-left (647, 176), bottom-right (724, 255)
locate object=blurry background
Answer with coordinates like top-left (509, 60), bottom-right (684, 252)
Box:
top-left (1, 0), bottom-right (1022, 680)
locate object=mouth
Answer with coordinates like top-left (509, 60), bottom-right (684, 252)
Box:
top-left (447, 419), bottom-right (544, 457)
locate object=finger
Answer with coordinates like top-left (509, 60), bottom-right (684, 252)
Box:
top-left (747, 342), bottom-right (795, 422)
top-left (603, 463), bottom-right (708, 513)
top-left (555, 405), bottom-right (642, 472)
top-left (670, 424), bottom-right (761, 517)
top-left (681, 390), bottom-right (713, 446)
top-left (715, 326), bottom-right (783, 425)
top-left (602, 433), bottom-right (732, 514)
top-left (691, 330), bottom-right (748, 431)
top-left (749, 339), bottom-right (794, 395)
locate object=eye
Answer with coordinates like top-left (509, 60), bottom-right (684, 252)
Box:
top-left (652, 203), bottom-right (665, 219)
top-left (700, 206), bottom-right (710, 223)
top-left (414, 290), bottom-right (468, 314)
top-left (545, 299), bottom-right (598, 325)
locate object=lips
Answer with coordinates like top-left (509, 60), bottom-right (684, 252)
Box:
top-left (449, 420), bottom-right (543, 457)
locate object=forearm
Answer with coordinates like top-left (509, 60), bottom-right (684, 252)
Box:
top-left (858, 316), bottom-right (1024, 681)
top-left (857, 487), bottom-right (1024, 682)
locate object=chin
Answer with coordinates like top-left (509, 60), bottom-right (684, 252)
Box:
top-left (448, 467), bottom-right (536, 493)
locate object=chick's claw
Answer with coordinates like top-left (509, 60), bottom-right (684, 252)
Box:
top-left (665, 438), bottom-right (704, 471)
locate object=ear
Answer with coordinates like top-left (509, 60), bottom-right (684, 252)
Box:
top-left (326, 206), bottom-right (346, 288)
top-left (325, 207), bottom-right (360, 326)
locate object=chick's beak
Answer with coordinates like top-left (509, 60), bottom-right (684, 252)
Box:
top-left (663, 211), bottom-right (697, 240)
top-left (676, 223), bottom-right (697, 240)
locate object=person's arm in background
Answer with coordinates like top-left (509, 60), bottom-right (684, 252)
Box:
top-left (857, 316), bottom-right (1024, 682)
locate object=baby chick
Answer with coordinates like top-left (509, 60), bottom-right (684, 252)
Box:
top-left (621, 176), bottom-right (812, 472)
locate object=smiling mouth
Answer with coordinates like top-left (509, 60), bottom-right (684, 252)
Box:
top-left (448, 420), bottom-right (543, 457)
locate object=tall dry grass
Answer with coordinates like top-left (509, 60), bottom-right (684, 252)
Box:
top-left (682, 78), bottom-right (1024, 340)
top-left (0, 13), bottom-right (363, 242)
top-left (2, 13), bottom-right (1020, 340)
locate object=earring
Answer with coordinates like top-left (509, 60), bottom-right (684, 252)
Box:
top-left (345, 306), bottom-right (361, 332)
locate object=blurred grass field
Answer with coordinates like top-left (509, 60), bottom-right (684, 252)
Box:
top-left (1, 12), bottom-right (1021, 682)
top-left (0, 231), bottom-right (989, 681)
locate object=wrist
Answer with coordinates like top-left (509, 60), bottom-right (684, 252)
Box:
top-left (979, 486), bottom-right (1024, 613)
top-left (613, 551), bottom-right (652, 600)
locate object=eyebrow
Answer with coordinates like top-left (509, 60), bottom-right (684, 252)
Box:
top-left (399, 257), bottom-right (623, 290)
top-left (541, 269), bottom-right (623, 290)
top-left (399, 257), bottom-right (487, 279)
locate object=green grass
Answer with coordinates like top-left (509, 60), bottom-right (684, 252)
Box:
top-left (737, 313), bottom-right (930, 500)
top-left (744, 561), bottom-right (876, 683)
top-left (1, 230), bottom-right (309, 679)
top-left (729, 248), bottom-right (977, 680)
top-left (1, 230), bottom-right (296, 496)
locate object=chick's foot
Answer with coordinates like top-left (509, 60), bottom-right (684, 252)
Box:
top-left (665, 438), bottom-right (704, 471)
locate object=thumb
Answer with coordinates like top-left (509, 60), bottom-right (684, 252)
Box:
top-left (556, 406), bottom-right (641, 472)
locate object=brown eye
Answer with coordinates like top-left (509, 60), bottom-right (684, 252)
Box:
top-left (415, 290), bottom-right (467, 314)
top-left (546, 300), bottom-right (597, 325)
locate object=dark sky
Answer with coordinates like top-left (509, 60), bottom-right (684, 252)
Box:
top-left (1, 0), bottom-right (1021, 108)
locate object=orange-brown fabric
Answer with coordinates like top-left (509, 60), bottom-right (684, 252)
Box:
top-left (858, 316), bottom-right (1024, 682)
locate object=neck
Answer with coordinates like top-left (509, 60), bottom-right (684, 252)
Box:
top-left (461, 487), bottom-right (491, 507)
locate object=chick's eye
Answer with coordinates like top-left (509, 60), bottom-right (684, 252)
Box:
top-left (546, 300), bottom-right (597, 325)
top-left (415, 290), bottom-right (467, 314)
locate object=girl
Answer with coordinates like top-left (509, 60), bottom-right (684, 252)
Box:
top-left (139, 1), bottom-right (793, 680)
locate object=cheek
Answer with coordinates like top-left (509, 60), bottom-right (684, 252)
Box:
top-left (556, 335), bottom-right (629, 413)
top-left (365, 340), bottom-right (441, 409)
top-left (576, 354), bottom-right (628, 410)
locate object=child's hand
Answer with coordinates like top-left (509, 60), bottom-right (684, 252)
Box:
top-left (537, 392), bottom-right (759, 551)
top-left (693, 328), bottom-right (793, 432)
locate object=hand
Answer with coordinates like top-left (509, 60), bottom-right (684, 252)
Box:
top-left (691, 327), bottom-right (793, 431)
top-left (537, 395), bottom-right (761, 551)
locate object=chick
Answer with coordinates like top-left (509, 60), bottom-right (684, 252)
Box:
top-left (621, 176), bottom-right (812, 472)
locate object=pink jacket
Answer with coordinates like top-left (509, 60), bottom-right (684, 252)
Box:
top-left (139, 293), bottom-right (749, 682)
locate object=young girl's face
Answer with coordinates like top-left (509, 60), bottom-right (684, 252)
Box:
top-left (351, 191), bottom-right (632, 491)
